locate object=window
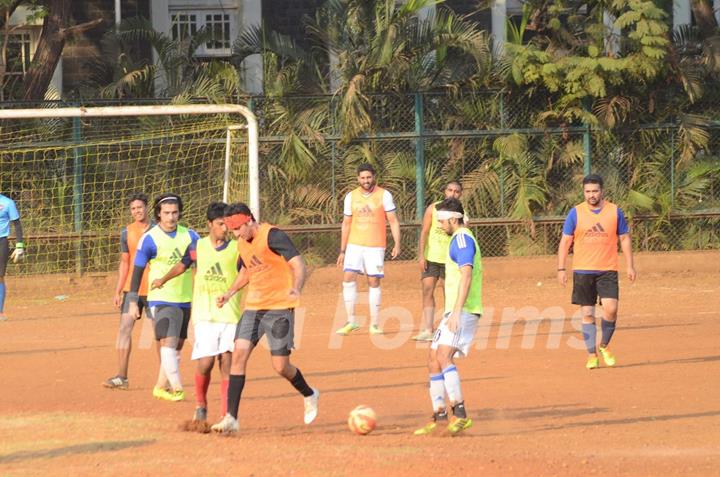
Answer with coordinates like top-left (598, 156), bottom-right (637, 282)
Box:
top-left (170, 9), bottom-right (235, 56)
top-left (2, 32), bottom-right (35, 99)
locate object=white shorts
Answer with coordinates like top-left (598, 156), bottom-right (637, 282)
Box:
top-left (431, 311), bottom-right (480, 357)
top-left (191, 322), bottom-right (237, 360)
top-left (343, 243), bottom-right (385, 277)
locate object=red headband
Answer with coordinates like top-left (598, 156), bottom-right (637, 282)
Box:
top-left (225, 213), bottom-right (252, 229)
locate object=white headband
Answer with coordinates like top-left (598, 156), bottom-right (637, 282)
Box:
top-left (436, 210), bottom-right (463, 220)
top-left (158, 196), bottom-right (179, 204)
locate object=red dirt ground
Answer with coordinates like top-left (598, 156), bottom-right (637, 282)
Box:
top-left (1, 251), bottom-right (719, 476)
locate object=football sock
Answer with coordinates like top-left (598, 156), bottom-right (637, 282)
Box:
top-left (0, 282), bottom-right (6, 313)
top-left (194, 373), bottom-right (211, 407)
top-left (160, 346), bottom-right (182, 390)
top-left (342, 281), bottom-right (357, 325)
top-left (227, 374), bottom-right (245, 419)
top-left (442, 365), bottom-right (463, 404)
top-left (220, 379), bottom-right (229, 416)
top-left (429, 373), bottom-right (446, 412)
top-left (600, 319), bottom-right (616, 347)
top-left (368, 286), bottom-right (381, 327)
top-left (582, 323), bottom-right (597, 354)
top-left (452, 402), bottom-right (467, 419)
top-left (289, 368), bottom-right (314, 397)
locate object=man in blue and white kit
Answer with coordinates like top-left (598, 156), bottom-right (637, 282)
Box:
top-left (0, 193), bottom-right (25, 322)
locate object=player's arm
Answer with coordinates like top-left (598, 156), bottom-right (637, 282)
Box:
top-left (617, 208), bottom-right (636, 282)
top-left (126, 235), bottom-right (153, 318)
top-left (113, 228), bottom-right (130, 307)
top-left (557, 209), bottom-right (576, 287)
top-left (9, 203), bottom-right (25, 262)
top-left (387, 210), bottom-right (401, 259)
top-left (268, 228), bottom-right (306, 297)
top-left (447, 264), bottom-right (473, 333)
top-left (417, 204), bottom-right (433, 271)
top-left (152, 243), bottom-right (192, 290)
top-left (337, 194), bottom-right (353, 267)
top-left (217, 265), bottom-right (249, 308)
top-left (287, 255), bottom-right (307, 298)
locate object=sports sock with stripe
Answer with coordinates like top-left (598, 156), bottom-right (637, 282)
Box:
top-left (227, 374), bottom-right (245, 419)
top-left (442, 365), bottom-right (463, 404)
top-left (194, 373), bottom-right (211, 407)
top-left (582, 323), bottom-right (597, 354)
top-left (600, 319), bottom-right (616, 347)
top-left (368, 286), bottom-right (381, 327)
top-left (160, 346), bottom-right (182, 390)
top-left (289, 368), bottom-right (314, 397)
top-left (429, 373), bottom-right (446, 412)
top-left (0, 282), bottom-right (6, 313)
top-left (342, 281), bottom-right (357, 325)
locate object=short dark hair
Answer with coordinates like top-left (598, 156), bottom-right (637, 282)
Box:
top-left (436, 197), bottom-right (465, 223)
top-left (224, 202), bottom-right (255, 222)
top-left (582, 174), bottom-right (604, 188)
top-left (357, 163), bottom-right (376, 176)
top-left (446, 180), bottom-right (463, 190)
top-left (127, 192), bottom-right (148, 206)
top-left (207, 201), bottom-right (228, 222)
top-left (153, 193), bottom-right (183, 221)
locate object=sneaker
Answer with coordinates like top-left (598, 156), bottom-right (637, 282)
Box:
top-left (412, 330), bottom-right (433, 341)
top-left (211, 414), bottom-right (239, 434)
top-left (102, 375), bottom-right (129, 390)
top-left (303, 388), bottom-right (320, 424)
top-left (193, 407), bottom-right (208, 422)
top-left (152, 386), bottom-right (172, 400)
top-left (168, 389), bottom-right (185, 402)
top-left (586, 355), bottom-right (600, 370)
top-left (336, 322), bottom-right (360, 335)
top-left (413, 412), bottom-right (447, 435)
top-left (447, 416), bottom-right (473, 435)
top-left (369, 324), bottom-right (383, 335)
top-left (0, 313), bottom-right (7, 322)
top-left (599, 347), bottom-right (616, 367)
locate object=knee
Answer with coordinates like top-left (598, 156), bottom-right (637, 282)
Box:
top-left (272, 359), bottom-right (292, 377)
top-left (436, 353), bottom-right (453, 370)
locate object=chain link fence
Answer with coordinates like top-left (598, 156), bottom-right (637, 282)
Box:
top-left (2, 92), bottom-right (719, 275)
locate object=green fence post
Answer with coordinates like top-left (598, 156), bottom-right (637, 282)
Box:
top-left (72, 116), bottom-right (83, 276)
top-left (414, 92), bottom-right (425, 221)
top-left (499, 93), bottom-right (506, 216)
top-left (583, 122), bottom-right (592, 176)
top-left (670, 128), bottom-right (675, 209)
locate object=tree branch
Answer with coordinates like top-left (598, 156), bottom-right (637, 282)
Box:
top-left (60, 17), bottom-right (103, 38)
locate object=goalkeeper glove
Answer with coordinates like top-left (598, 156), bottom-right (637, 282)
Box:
top-left (10, 242), bottom-right (25, 263)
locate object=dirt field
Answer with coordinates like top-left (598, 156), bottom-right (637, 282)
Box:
top-left (1, 251), bottom-right (719, 476)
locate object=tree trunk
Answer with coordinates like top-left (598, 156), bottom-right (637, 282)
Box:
top-left (22, 0), bottom-right (102, 101)
top-left (691, 0), bottom-right (719, 38)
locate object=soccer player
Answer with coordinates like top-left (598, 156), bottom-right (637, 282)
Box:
top-left (414, 198), bottom-right (482, 436)
top-left (152, 202), bottom-right (243, 422)
top-left (0, 193), bottom-right (24, 322)
top-left (557, 174), bottom-right (636, 369)
top-left (210, 203), bottom-right (319, 434)
top-left (415, 181), bottom-right (464, 341)
top-left (335, 163), bottom-right (401, 335)
top-left (103, 193), bottom-right (155, 389)
top-left (127, 194), bottom-right (199, 401)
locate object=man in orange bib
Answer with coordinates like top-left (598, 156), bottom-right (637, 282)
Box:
top-left (557, 174), bottom-right (636, 369)
top-left (336, 163), bottom-right (401, 335)
top-left (210, 203), bottom-right (319, 434)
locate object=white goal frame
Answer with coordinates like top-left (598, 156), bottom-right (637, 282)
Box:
top-left (0, 104), bottom-right (260, 219)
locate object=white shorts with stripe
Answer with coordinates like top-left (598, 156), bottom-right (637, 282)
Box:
top-left (431, 311), bottom-right (480, 357)
top-left (343, 243), bottom-right (385, 277)
top-left (191, 321), bottom-right (237, 360)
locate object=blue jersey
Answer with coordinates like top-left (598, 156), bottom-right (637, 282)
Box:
top-left (0, 194), bottom-right (20, 238)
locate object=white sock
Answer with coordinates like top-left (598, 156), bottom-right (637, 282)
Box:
top-left (160, 346), bottom-right (182, 390)
top-left (368, 286), bottom-right (381, 327)
top-left (442, 365), bottom-right (463, 404)
top-left (342, 282), bottom-right (357, 324)
top-left (429, 373), bottom-right (446, 412)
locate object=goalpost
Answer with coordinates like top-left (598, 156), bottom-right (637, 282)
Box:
top-left (0, 104), bottom-right (259, 275)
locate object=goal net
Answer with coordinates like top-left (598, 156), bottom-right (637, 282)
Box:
top-left (0, 104), bottom-right (258, 276)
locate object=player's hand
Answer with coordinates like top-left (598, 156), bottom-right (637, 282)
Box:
top-left (390, 243), bottom-right (400, 260)
top-left (557, 270), bottom-right (567, 287)
top-left (216, 292), bottom-right (231, 308)
top-left (627, 266), bottom-right (637, 282)
top-left (447, 311), bottom-right (461, 333)
top-left (336, 252), bottom-right (345, 268)
top-left (288, 288), bottom-right (301, 300)
top-left (151, 279), bottom-right (164, 290)
top-left (10, 247), bottom-right (24, 263)
top-left (113, 292), bottom-right (123, 308)
top-left (127, 301), bottom-right (140, 320)
top-left (419, 257), bottom-right (427, 272)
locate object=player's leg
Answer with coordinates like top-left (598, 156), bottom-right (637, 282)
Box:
top-left (413, 346), bottom-right (448, 435)
top-left (337, 244), bottom-right (362, 334)
top-left (415, 265), bottom-right (439, 340)
top-left (103, 293), bottom-right (135, 389)
top-left (154, 306), bottom-right (186, 399)
top-left (597, 271), bottom-right (620, 366)
top-left (0, 237), bottom-right (9, 321)
top-left (572, 273), bottom-right (600, 369)
top-left (217, 351), bottom-right (232, 417)
top-left (264, 309), bottom-right (319, 424)
top-left (365, 247), bottom-right (385, 334)
top-left (213, 310), bottom-right (258, 433)
top-left (193, 355), bottom-right (214, 422)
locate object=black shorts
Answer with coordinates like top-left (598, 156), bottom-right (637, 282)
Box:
top-left (121, 292), bottom-right (149, 319)
top-left (0, 237), bottom-right (8, 277)
top-left (235, 309), bottom-right (295, 356)
top-left (422, 260), bottom-right (445, 280)
top-left (572, 271), bottom-right (619, 306)
top-left (150, 305), bottom-right (190, 340)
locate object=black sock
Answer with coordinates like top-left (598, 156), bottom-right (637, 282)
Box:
top-left (289, 368), bottom-right (314, 397)
top-left (600, 319), bottom-right (616, 348)
top-left (227, 374), bottom-right (245, 419)
top-left (453, 402), bottom-right (467, 419)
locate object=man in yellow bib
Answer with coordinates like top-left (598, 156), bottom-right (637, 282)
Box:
top-left (415, 181), bottom-right (464, 341)
top-left (128, 194), bottom-right (199, 401)
top-left (557, 174), bottom-right (636, 369)
top-left (336, 163), bottom-right (401, 335)
top-left (152, 202), bottom-right (244, 423)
